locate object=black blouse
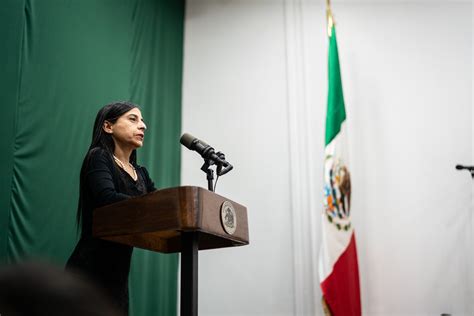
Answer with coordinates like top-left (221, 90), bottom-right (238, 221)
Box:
top-left (66, 148), bottom-right (156, 315)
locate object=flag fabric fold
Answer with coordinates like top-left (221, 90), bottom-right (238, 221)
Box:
top-left (319, 24), bottom-right (362, 316)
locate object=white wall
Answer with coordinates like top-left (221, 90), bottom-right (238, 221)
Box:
top-left (181, 1), bottom-right (473, 315)
top-left (182, 1), bottom-right (295, 315)
top-left (328, 3), bottom-right (472, 315)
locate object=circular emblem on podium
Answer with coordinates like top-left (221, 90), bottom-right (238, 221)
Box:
top-left (220, 201), bottom-right (237, 235)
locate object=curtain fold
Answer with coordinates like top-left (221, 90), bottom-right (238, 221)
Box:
top-left (129, 1), bottom-right (184, 315)
top-left (0, 0), bottom-right (26, 263)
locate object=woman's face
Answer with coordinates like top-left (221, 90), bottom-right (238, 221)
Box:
top-left (103, 107), bottom-right (147, 150)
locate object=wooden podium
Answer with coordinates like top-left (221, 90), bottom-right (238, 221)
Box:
top-left (92, 186), bottom-right (249, 316)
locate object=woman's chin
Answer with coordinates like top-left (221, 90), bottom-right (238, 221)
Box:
top-left (126, 140), bottom-right (143, 149)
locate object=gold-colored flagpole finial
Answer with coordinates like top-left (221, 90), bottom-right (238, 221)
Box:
top-left (326, 0), bottom-right (334, 37)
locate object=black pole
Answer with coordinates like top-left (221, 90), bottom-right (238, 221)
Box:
top-left (181, 232), bottom-right (198, 316)
top-left (180, 160), bottom-right (215, 316)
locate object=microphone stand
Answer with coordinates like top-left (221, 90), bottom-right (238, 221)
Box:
top-left (200, 152), bottom-right (228, 192)
top-left (456, 164), bottom-right (474, 310)
top-left (181, 154), bottom-right (228, 316)
top-left (201, 159), bottom-right (215, 192)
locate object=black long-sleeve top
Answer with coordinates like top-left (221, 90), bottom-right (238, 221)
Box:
top-left (66, 148), bottom-right (156, 315)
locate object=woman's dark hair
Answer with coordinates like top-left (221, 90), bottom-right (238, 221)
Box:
top-left (76, 101), bottom-right (139, 228)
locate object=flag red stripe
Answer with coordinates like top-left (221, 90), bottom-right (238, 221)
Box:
top-left (321, 232), bottom-right (361, 316)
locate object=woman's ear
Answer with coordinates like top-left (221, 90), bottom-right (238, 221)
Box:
top-left (103, 121), bottom-right (113, 134)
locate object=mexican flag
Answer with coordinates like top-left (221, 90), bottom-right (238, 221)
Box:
top-left (319, 22), bottom-right (362, 316)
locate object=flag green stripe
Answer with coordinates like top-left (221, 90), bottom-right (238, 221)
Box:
top-left (325, 26), bottom-right (346, 146)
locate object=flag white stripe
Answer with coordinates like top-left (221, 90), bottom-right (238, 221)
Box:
top-left (319, 122), bottom-right (353, 281)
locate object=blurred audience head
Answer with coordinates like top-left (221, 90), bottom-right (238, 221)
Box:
top-left (0, 261), bottom-right (122, 316)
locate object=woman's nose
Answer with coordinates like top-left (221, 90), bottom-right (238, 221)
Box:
top-left (139, 121), bottom-right (147, 131)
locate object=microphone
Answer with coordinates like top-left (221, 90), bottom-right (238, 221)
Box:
top-left (456, 164), bottom-right (474, 171)
top-left (180, 133), bottom-right (233, 176)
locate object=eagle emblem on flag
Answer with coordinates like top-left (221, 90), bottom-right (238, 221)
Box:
top-left (323, 154), bottom-right (351, 231)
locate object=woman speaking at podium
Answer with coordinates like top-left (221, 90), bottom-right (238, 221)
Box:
top-left (66, 101), bottom-right (156, 315)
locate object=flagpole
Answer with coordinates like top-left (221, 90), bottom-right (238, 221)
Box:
top-left (323, 3), bottom-right (333, 314)
top-left (323, 4), bottom-right (332, 314)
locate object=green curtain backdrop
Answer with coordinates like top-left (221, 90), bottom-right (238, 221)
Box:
top-left (0, 0), bottom-right (184, 315)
